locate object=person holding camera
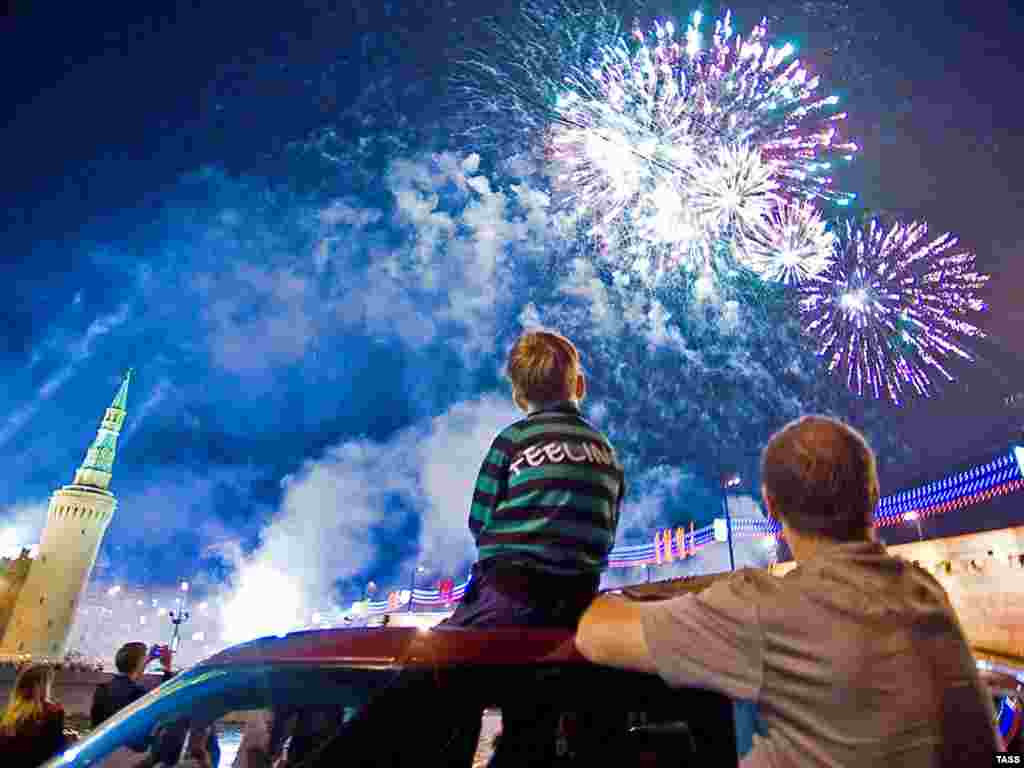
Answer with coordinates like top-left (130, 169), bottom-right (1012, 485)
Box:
top-left (90, 642), bottom-right (173, 728)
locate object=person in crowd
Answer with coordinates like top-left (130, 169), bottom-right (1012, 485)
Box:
top-left (576, 414), bottom-right (1001, 767)
top-left (91, 642), bottom-right (174, 728)
top-left (440, 329), bottom-right (626, 765)
top-left (0, 663), bottom-right (78, 768)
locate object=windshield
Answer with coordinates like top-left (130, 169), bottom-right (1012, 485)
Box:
top-left (46, 663), bottom-right (399, 768)
top-left (48, 660), bottom-right (741, 768)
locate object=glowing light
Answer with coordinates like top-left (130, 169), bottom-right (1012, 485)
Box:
top-left (1015, 446), bottom-right (1024, 477)
top-left (0, 529), bottom-right (33, 560)
top-left (545, 11), bottom-right (855, 284)
top-left (180, 581), bottom-right (190, 592)
top-left (713, 518), bottom-right (729, 542)
top-left (107, 586), bottom-right (121, 597)
top-left (903, 511), bottom-right (919, 522)
top-left (800, 218), bottom-right (988, 403)
top-left (220, 563), bottom-right (304, 644)
top-left (738, 200), bottom-right (835, 284)
top-left (840, 289), bottom-right (867, 311)
top-left (688, 144), bottom-right (781, 238)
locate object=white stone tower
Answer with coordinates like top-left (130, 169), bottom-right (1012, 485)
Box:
top-left (1, 371), bottom-right (131, 658)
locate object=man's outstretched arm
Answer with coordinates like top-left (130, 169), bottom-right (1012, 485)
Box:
top-left (575, 594), bottom-right (657, 674)
top-left (578, 577), bottom-right (763, 702)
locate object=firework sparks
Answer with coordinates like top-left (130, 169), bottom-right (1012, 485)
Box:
top-left (688, 144), bottom-right (781, 240)
top-left (737, 200), bottom-right (835, 284)
top-left (546, 10), bottom-right (856, 281)
top-left (799, 218), bottom-right (989, 403)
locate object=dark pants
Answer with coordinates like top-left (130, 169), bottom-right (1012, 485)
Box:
top-left (442, 559), bottom-right (599, 628)
top-left (437, 560), bottom-right (600, 767)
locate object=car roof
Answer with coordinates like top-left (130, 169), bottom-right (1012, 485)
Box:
top-left (199, 575), bottom-right (723, 671)
top-left (199, 626), bottom-right (586, 670)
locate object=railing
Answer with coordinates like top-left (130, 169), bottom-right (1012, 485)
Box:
top-left (356, 448), bottom-right (1024, 617)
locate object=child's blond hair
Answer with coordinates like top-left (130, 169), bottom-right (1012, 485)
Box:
top-left (506, 330), bottom-right (581, 406)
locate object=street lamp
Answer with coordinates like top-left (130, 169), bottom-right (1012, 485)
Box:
top-left (168, 580), bottom-right (191, 654)
top-left (720, 474), bottom-right (739, 572)
top-left (409, 566), bottom-right (426, 613)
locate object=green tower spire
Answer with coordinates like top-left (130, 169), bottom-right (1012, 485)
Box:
top-left (111, 368), bottom-right (132, 410)
top-left (72, 370), bottom-right (131, 490)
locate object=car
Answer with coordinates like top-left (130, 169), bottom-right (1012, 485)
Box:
top-left (46, 622), bottom-right (742, 767)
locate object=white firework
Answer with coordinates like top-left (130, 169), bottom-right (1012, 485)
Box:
top-left (738, 201), bottom-right (836, 284)
top-left (688, 144), bottom-right (781, 239)
top-left (545, 11), bottom-right (856, 284)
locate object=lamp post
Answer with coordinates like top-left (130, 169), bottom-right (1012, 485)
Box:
top-left (408, 566), bottom-right (426, 613)
top-left (721, 472), bottom-right (740, 572)
top-left (168, 580), bottom-right (191, 653)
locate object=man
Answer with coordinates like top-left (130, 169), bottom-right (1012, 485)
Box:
top-left (576, 415), bottom-right (1000, 767)
top-left (91, 642), bottom-right (173, 728)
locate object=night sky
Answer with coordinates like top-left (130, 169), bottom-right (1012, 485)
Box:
top-left (1, 1), bottom-right (1022, 650)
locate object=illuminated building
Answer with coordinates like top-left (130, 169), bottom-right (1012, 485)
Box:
top-left (0, 371), bottom-right (131, 657)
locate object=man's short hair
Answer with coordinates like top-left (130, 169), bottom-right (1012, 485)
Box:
top-left (115, 642), bottom-right (148, 674)
top-left (506, 330), bottom-right (580, 405)
top-left (760, 415), bottom-right (879, 541)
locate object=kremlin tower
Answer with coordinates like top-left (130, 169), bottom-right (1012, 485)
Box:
top-left (0, 371), bottom-right (131, 658)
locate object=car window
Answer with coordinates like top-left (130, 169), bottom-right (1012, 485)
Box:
top-left (46, 665), bottom-right (407, 768)
top-left (432, 664), bottom-right (738, 768)
top-left (51, 662), bottom-right (736, 768)
top-left (280, 664), bottom-right (737, 767)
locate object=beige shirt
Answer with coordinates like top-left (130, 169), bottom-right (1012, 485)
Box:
top-left (640, 541), bottom-right (1000, 767)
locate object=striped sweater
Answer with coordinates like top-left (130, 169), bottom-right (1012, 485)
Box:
top-left (469, 401), bottom-right (625, 577)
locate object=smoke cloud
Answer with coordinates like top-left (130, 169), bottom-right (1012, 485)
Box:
top-left (0, 501), bottom-right (46, 559)
top-left (217, 394), bottom-right (521, 643)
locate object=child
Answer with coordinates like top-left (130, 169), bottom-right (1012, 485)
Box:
top-left (446, 329), bottom-right (625, 629)
top-left (442, 330), bottom-right (626, 766)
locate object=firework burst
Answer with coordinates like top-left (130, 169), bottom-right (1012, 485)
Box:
top-left (799, 218), bottom-right (989, 404)
top-left (737, 200), bottom-right (835, 284)
top-left (688, 144), bottom-right (781, 240)
top-left (546, 10), bottom-right (857, 280)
